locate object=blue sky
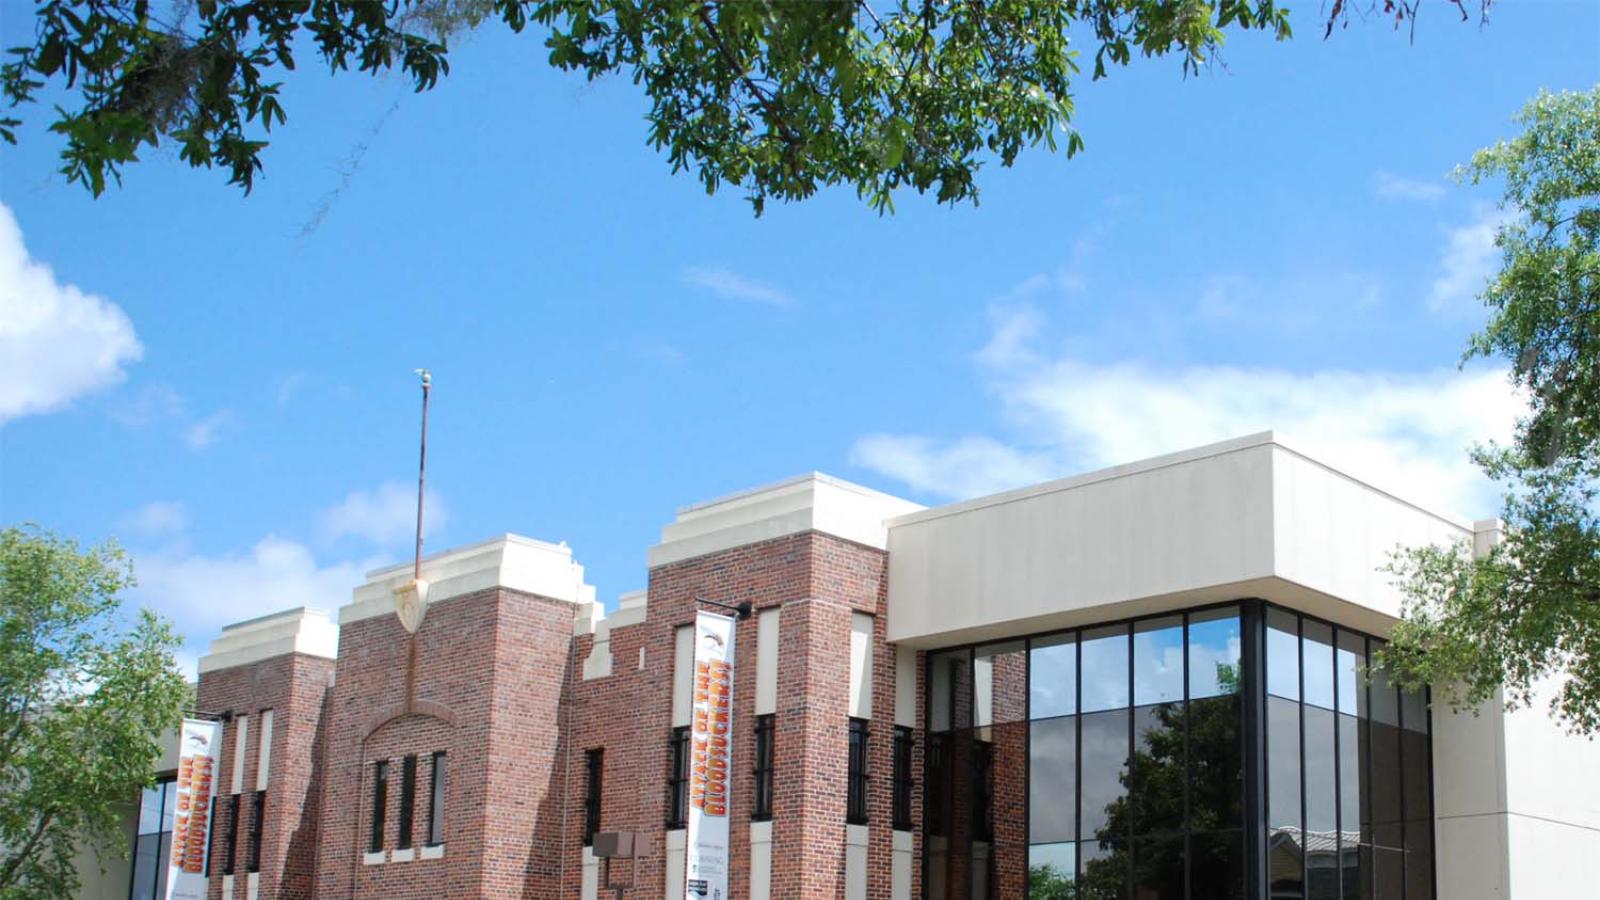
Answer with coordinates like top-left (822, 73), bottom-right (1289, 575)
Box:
top-left (2, 3), bottom-right (1596, 673)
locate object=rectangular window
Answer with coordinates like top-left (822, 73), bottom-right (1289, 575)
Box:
top-left (893, 726), bottom-right (914, 830)
top-left (224, 793), bottom-right (240, 875)
top-left (369, 760), bottom-right (388, 853)
top-left (396, 755), bottom-right (417, 850)
top-left (752, 714), bottom-right (775, 821)
top-left (428, 752), bottom-right (446, 846)
top-left (584, 749), bottom-right (603, 845)
top-left (247, 790), bottom-right (264, 873)
top-left (666, 727), bottom-right (690, 829)
top-left (128, 776), bottom-right (175, 900)
top-left (847, 718), bottom-right (870, 825)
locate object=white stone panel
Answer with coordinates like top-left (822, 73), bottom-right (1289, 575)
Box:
top-left (671, 626), bottom-right (693, 728)
top-left (231, 715), bottom-right (248, 795)
top-left (749, 820), bottom-right (773, 900)
top-left (891, 829), bottom-right (913, 900)
top-left (757, 608), bottom-right (780, 716)
top-left (849, 613), bottom-right (874, 719)
top-left (255, 709), bottom-right (273, 791)
top-left (581, 845), bottom-right (597, 900)
top-left (664, 829), bottom-right (686, 900)
top-left (894, 645), bottom-right (917, 728)
top-left (844, 823), bottom-right (869, 900)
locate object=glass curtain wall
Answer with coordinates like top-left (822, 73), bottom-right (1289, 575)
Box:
top-left (1264, 606), bottom-right (1434, 900)
top-left (923, 603), bottom-right (1433, 900)
top-left (129, 776), bottom-right (177, 900)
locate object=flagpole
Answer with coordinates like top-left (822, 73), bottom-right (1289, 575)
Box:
top-left (414, 368), bottom-right (431, 580)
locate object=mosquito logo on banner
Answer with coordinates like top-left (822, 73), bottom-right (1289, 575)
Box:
top-left (166, 717), bottom-right (221, 900)
top-left (684, 611), bottom-right (736, 900)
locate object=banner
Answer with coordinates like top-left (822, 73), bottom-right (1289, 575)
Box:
top-left (684, 612), bottom-right (736, 900)
top-left (165, 717), bottom-right (221, 900)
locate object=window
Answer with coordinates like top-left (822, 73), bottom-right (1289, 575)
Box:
top-left (128, 776), bottom-right (175, 900)
top-left (584, 749), bottom-right (603, 845)
top-left (247, 790), bottom-right (265, 873)
top-left (846, 718), bottom-right (869, 825)
top-left (971, 741), bottom-right (993, 841)
top-left (224, 793), bottom-right (241, 875)
top-left (395, 755), bottom-right (417, 851)
top-left (892, 726), bottom-right (914, 830)
top-left (752, 714), bottom-right (775, 821)
top-left (428, 752), bottom-right (446, 846)
top-left (666, 728), bottom-right (689, 829)
top-left (369, 760), bottom-right (388, 854)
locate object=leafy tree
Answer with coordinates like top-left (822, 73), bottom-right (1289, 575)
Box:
top-left (1383, 87), bottom-right (1600, 733)
top-left (1, 1), bottom-right (1481, 213)
top-left (0, 525), bottom-right (190, 899)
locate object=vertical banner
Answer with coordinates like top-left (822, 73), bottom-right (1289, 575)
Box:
top-left (166, 717), bottom-right (221, 900)
top-left (684, 612), bottom-right (736, 900)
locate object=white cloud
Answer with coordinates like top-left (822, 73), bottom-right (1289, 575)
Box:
top-left (319, 481), bottom-right (446, 548)
top-left (1430, 208), bottom-right (1507, 315)
top-left (133, 535), bottom-right (380, 641)
top-left (683, 267), bottom-right (794, 307)
top-left (118, 501), bottom-right (190, 538)
top-left (853, 306), bottom-right (1522, 517)
top-left (1375, 171), bottom-right (1447, 202)
top-left (183, 410), bottom-right (234, 450)
top-left (0, 203), bottom-right (142, 423)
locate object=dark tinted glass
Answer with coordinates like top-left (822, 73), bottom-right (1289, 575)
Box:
top-left (1374, 847), bottom-right (1404, 899)
top-left (429, 752), bottom-right (446, 845)
top-left (1132, 833), bottom-right (1184, 900)
top-left (1080, 710), bottom-right (1129, 840)
top-left (929, 649), bottom-right (971, 733)
top-left (1189, 830), bottom-right (1245, 900)
top-left (1188, 607), bottom-right (1242, 699)
top-left (1029, 842), bottom-right (1076, 897)
top-left (1267, 608), bottom-right (1300, 700)
top-left (1369, 718), bottom-right (1403, 849)
top-left (1267, 696), bottom-right (1301, 832)
top-left (1303, 621), bottom-right (1335, 710)
top-left (976, 641), bottom-right (1027, 727)
top-left (1336, 632), bottom-right (1366, 716)
top-left (1031, 634), bottom-right (1077, 719)
top-left (1304, 707), bottom-right (1337, 836)
top-left (1405, 847), bottom-right (1435, 900)
top-left (1131, 703), bottom-right (1185, 837)
top-left (1030, 716), bottom-right (1077, 843)
top-left (1188, 693), bottom-right (1243, 830)
top-left (1336, 717), bottom-right (1363, 832)
top-left (1343, 844), bottom-right (1373, 900)
top-left (1133, 617), bottom-right (1183, 706)
top-left (1079, 839), bottom-right (1128, 900)
top-left (1081, 626), bottom-right (1130, 712)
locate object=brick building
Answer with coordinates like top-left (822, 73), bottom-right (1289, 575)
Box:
top-left (108, 434), bottom-right (1600, 899)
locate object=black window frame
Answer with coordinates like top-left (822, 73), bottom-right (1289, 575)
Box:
top-left (427, 751), bottom-right (447, 847)
top-left (583, 748), bottom-right (604, 845)
top-left (847, 717), bottom-right (870, 825)
top-left (396, 754), bottom-right (417, 851)
top-left (892, 725), bottom-right (914, 830)
top-left (666, 726), bottom-right (690, 829)
top-left (752, 714), bottom-right (775, 821)
top-left (368, 760), bottom-right (388, 854)
top-left (247, 790), bottom-right (265, 873)
top-left (224, 792), bottom-right (241, 875)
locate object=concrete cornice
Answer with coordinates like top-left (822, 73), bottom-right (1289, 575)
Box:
top-left (199, 607), bottom-right (338, 674)
top-left (648, 472), bottom-right (924, 568)
top-left (342, 533), bottom-right (596, 626)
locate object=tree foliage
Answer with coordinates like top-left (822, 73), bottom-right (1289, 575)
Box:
top-left (1383, 87), bottom-right (1600, 733)
top-left (1, 1), bottom-right (1479, 213)
top-left (0, 525), bottom-right (190, 900)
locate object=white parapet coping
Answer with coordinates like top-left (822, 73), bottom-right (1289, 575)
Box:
top-left (648, 472), bottom-right (924, 568)
top-left (342, 533), bottom-right (596, 626)
top-left (198, 607), bottom-right (338, 674)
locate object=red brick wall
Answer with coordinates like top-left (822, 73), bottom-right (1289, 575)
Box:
top-left (195, 651), bottom-right (335, 900)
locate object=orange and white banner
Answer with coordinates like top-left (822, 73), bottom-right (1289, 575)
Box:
top-left (684, 611), bottom-right (735, 900)
top-left (166, 717), bottom-right (221, 900)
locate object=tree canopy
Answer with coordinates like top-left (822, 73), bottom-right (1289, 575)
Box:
top-left (0, 525), bottom-right (190, 899)
top-left (1, 1), bottom-right (1482, 213)
top-left (1383, 86), bottom-right (1600, 733)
